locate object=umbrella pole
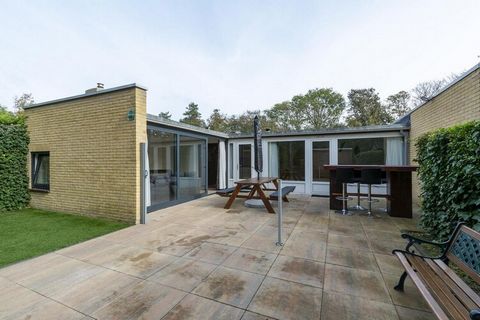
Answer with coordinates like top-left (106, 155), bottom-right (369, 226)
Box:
top-left (276, 179), bottom-right (283, 246)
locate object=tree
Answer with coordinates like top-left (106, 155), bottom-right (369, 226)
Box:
top-left (0, 105), bottom-right (24, 125)
top-left (346, 88), bottom-right (393, 127)
top-left (265, 88), bottom-right (345, 131)
top-left (265, 97), bottom-right (305, 131)
top-left (226, 110), bottom-right (259, 133)
top-left (180, 102), bottom-right (205, 127)
top-left (265, 101), bottom-right (294, 131)
top-left (303, 88), bottom-right (345, 129)
top-left (411, 80), bottom-right (445, 106)
top-left (386, 90), bottom-right (411, 119)
top-left (207, 108), bottom-right (228, 131)
top-left (13, 93), bottom-right (34, 112)
top-left (410, 73), bottom-right (461, 107)
top-left (158, 111), bottom-right (172, 120)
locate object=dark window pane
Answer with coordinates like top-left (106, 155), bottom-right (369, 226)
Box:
top-left (228, 143), bottom-right (233, 179)
top-left (269, 141), bottom-right (305, 181)
top-left (239, 144), bottom-right (251, 179)
top-left (338, 138), bottom-right (386, 165)
top-left (32, 152), bottom-right (50, 190)
top-left (312, 141), bottom-right (329, 181)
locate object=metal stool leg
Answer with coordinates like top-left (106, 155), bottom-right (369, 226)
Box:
top-left (367, 184), bottom-right (372, 217)
top-left (336, 183), bottom-right (352, 216)
top-left (349, 182), bottom-right (366, 211)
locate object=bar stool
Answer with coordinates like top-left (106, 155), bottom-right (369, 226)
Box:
top-left (360, 168), bottom-right (383, 217)
top-left (380, 173), bottom-right (388, 214)
top-left (335, 168), bottom-right (355, 215)
top-left (349, 171), bottom-right (366, 211)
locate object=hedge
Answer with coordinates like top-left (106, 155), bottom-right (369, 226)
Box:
top-left (0, 124), bottom-right (30, 211)
top-left (416, 120), bottom-right (480, 240)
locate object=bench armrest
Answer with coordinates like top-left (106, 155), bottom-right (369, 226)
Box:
top-left (392, 249), bottom-right (444, 260)
top-left (401, 233), bottom-right (449, 253)
top-left (470, 309), bottom-right (480, 320)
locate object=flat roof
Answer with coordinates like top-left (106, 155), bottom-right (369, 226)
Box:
top-left (227, 123), bottom-right (408, 139)
top-left (147, 114), bottom-right (229, 138)
top-left (25, 83), bottom-right (148, 109)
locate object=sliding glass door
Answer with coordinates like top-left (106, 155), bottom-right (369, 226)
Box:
top-left (148, 131), bottom-right (177, 207)
top-left (147, 127), bottom-right (207, 211)
top-left (178, 135), bottom-right (206, 199)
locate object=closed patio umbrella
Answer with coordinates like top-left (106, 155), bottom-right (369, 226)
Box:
top-left (253, 115), bottom-right (263, 179)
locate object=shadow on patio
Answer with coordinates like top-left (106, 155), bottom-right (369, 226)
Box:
top-left (0, 195), bottom-right (433, 320)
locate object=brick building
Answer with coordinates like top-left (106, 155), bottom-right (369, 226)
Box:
top-left (24, 63), bottom-right (479, 222)
top-left (395, 63), bottom-right (480, 202)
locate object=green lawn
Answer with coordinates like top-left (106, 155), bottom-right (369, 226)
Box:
top-left (0, 208), bottom-right (130, 268)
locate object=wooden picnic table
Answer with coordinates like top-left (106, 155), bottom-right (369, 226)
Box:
top-left (224, 177), bottom-right (279, 214)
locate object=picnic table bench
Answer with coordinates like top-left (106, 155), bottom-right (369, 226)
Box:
top-left (216, 186), bottom-right (252, 196)
top-left (269, 186), bottom-right (296, 202)
top-left (393, 223), bottom-right (480, 320)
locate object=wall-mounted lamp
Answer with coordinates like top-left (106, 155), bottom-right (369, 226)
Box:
top-left (127, 108), bottom-right (135, 121)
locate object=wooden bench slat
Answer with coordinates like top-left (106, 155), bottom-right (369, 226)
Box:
top-left (409, 255), bottom-right (469, 320)
top-left (425, 258), bottom-right (479, 311)
top-left (434, 259), bottom-right (480, 307)
top-left (395, 252), bottom-right (450, 320)
top-left (394, 224), bottom-right (480, 320)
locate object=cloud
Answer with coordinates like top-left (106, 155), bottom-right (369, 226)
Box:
top-left (0, 0), bottom-right (478, 118)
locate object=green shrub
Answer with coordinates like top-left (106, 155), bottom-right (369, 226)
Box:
top-left (416, 120), bottom-right (480, 240)
top-left (0, 123), bottom-right (30, 211)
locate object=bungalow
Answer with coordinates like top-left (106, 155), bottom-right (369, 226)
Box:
top-left (24, 63), bottom-right (479, 223)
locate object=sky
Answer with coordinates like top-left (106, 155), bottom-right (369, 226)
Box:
top-left (1, 0), bottom-right (479, 119)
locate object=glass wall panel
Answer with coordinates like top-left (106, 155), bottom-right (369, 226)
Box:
top-left (338, 138), bottom-right (386, 165)
top-left (239, 144), bottom-right (251, 179)
top-left (148, 129), bottom-right (177, 206)
top-left (312, 141), bottom-right (330, 181)
top-left (228, 143), bottom-right (233, 179)
top-left (269, 141), bottom-right (305, 181)
top-left (178, 135), bottom-right (206, 198)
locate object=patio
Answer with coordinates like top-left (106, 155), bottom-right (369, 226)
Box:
top-left (0, 195), bottom-right (434, 320)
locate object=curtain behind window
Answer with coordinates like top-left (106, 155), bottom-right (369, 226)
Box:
top-left (269, 142), bottom-right (279, 177)
top-left (386, 137), bottom-right (404, 165)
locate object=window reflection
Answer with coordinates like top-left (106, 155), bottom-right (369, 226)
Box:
top-left (148, 130), bottom-right (177, 206)
top-left (338, 138), bottom-right (386, 165)
top-left (269, 141), bottom-right (305, 181)
top-left (312, 141), bottom-right (329, 181)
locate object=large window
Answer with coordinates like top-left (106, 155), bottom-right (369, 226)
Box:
top-left (147, 127), bottom-right (207, 209)
top-left (178, 136), bottom-right (206, 199)
top-left (31, 152), bottom-right (50, 190)
top-left (338, 138), bottom-right (386, 165)
top-left (269, 141), bottom-right (305, 181)
top-left (312, 141), bottom-right (330, 181)
top-left (148, 130), bottom-right (177, 206)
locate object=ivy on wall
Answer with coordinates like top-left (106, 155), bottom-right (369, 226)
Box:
top-left (416, 120), bottom-right (480, 240)
top-left (0, 124), bottom-right (30, 211)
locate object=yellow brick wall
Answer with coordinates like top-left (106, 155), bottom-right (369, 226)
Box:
top-left (25, 86), bottom-right (147, 223)
top-left (410, 68), bottom-right (480, 203)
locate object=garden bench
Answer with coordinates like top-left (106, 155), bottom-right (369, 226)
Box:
top-left (216, 186), bottom-right (251, 197)
top-left (393, 223), bottom-right (480, 320)
top-left (269, 186), bottom-right (296, 202)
